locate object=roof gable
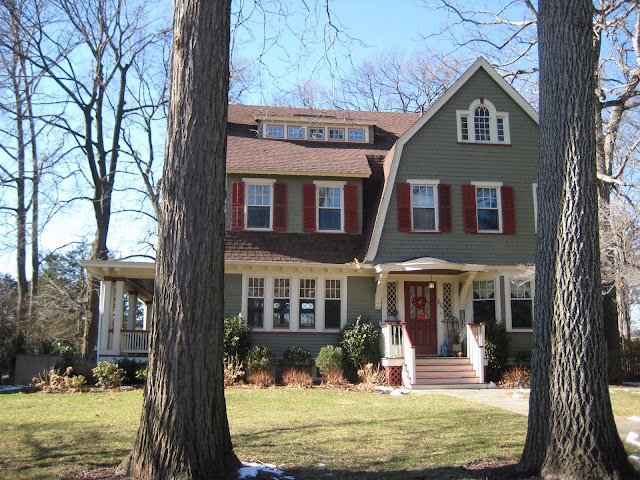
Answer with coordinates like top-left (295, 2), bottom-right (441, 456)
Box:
top-left (364, 57), bottom-right (539, 262)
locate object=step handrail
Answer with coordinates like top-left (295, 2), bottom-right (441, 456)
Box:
top-left (466, 322), bottom-right (486, 383)
top-left (401, 323), bottom-right (416, 385)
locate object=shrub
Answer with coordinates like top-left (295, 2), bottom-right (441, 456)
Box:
top-left (135, 367), bottom-right (147, 383)
top-left (499, 364), bottom-right (531, 389)
top-left (247, 368), bottom-right (273, 388)
top-left (246, 346), bottom-right (274, 372)
top-left (224, 314), bottom-right (251, 362)
top-left (322, 370), bottom-right (347, 386)
top-left (484, 319), bottom-right (510, 381)
top-left (116, 358), bottom-right (147, 384)
top-left (316, 345), bottom-right (344, 375)
top-left (92, 361), bottom-right (126, 388)
top-left (224, 355), bottom-right (244, 387)
top-left (282, 346), bottom-right (312, 369)
top-left (340, 315), bottom-right (381, 380)
top-left (282, 368), bottom-right (313, 388)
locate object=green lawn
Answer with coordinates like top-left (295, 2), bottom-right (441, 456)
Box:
top-left (0, 387), bottom-right (637, 480)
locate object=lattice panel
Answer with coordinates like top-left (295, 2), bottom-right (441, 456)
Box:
top-left (442, 282), bottom-right (453, 317)
top-left (386, 282), bottom-right (397, 318)
top-left (384, 366), bottom-right (403, 386)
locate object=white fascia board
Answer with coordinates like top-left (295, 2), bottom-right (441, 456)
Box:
top-left (80, 260), bottom-right (156, 279)
top-left (364, 57), bottom-right (539, 262)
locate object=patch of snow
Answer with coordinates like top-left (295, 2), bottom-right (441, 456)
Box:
top-left (398, 388), bottom-right (410, 395)
top-left (626, 432), bottom-right (640, 449)
top-left (316, 464), bottom-right (326, 468)
top-left (375, 386), bottom-right (394, 392)
top-left (238, 462), bottom-right (284, 479)
top-left (120, 386), bottom-right (132, 391)
top-left (628, 416), bottom-right (640, 422)
top-left (390, 390), bottom-right (403, 396)
top-left (512, 393), bottom-right (524, 399)
top-left (487, 381), bottom-right (498, 389)
top-left (629, 455), bottom-right (640, 466)
top-left (518, 387), bottom-right (530, 394)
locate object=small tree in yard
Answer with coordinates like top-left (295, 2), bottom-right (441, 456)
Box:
top-left (316, 345), bottom-right (346, 385)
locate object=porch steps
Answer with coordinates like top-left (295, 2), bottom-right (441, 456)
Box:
top-left (410, 357), bottom-right (486, 390)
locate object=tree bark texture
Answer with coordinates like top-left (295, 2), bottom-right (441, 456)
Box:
top-left (520, 1), bottom-right (633, 478)
top-left (125, 0), bottom-right (239, 478)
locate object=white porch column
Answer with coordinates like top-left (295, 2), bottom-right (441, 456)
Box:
top-left (98, 278), bottom-right (115, 357)
top-left (143, 302), bottom-right (152, 330)
top-left (127, 291), bottom-right (138, 330)
top-left (111, 279), bottom-right (126, 355)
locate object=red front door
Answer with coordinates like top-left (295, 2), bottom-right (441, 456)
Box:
top-left (404, 282), bottom-right (437, 355)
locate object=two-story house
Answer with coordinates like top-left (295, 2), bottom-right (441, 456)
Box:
top-left (83, 58), bottom-right (539, 389)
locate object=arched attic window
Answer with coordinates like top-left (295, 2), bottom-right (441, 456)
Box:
top-left (457, 99), bottom-right (510, 144)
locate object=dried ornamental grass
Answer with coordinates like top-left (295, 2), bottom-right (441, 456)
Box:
top-left (321, 370), bottom-right (348, 387)
top-left (498, 365), bottom-right (531, 389)
top-left (247, 368), bottom-right (274, 388)
top-left (224, 355), bottom-right (245, 387)
top-left (282, 368), bottom-right (314, 388)
top-left (357, 363), bottom-right (386, 386)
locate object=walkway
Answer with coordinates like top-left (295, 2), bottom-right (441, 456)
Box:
top-left (414, 387), bottom-right (639, 440)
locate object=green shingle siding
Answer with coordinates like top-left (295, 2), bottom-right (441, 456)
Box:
top-left (251, 333), bottom-right (339, 358)
top-left (347, 276), bottom-right (381, 323)
top-left (224, 273), bottom-right (242, 319)
top-left (374, 69), bottom-right (538, 265)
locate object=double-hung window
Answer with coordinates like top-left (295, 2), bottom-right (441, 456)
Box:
top-left (273, 278), bottom-right (290, 329)
top-left (472, 280), bottom-right (496, 324)
top-left (246, 183), bottom-right (272, 229)
top-left (397, 182), bottom-right (451, 233)
top-left (462, 182), bottom-right (515, 234)
top-left (411, 184), bottom-right (437, 231)
top-left (510, 280), bottom-right (533, 329)
top-left (476, 186), bottom-right (500, 231)
top-left (318, 186), bottom-right (342, 231)
top-left (457, 99), bottom-right (510, 144)
top-left (303, 182), bottom-right (358, 233)
top-left (299, 279), bottom-right (316, 328)
top-left (247, 277), bottom-right (265, 328)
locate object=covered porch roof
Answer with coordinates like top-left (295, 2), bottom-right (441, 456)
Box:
top-left (81, 260), bottom-right (155, 303)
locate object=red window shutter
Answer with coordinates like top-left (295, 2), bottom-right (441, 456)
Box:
top-left (344, 184), bottom-right (358, 233)
top-left (273, 183), bottom-right (287, 231)
top-left (502, 186), bottom-right (516, 234)
top-left (303, 184), bottom-right (316, 232)
top-left (397, 183), bottom-right (411, 231)
top-left (231, 181), bottom-right (244, 230)
top-left (462, 185), bottom-right (477, 233)
top-left (438, 184), bottom-right (452, 232)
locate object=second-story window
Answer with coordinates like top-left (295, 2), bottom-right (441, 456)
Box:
top-left (412, 185), bottom-right (437, 231)
top-left (309, 127), bottom-right (324, 140)
top-left (318, 186), bottom-right (342, 231)
top-left (266, 125), bottom-right (284, 138)
top-left (349, 128), bottom-right (365, 141)
top-left (476, 186), bottom-right (500, 231)
top-left (329, 128), bottom-right (344, 140)
top-left (247, 184), bottom-right (272, 229)
top-left (288, 126), bottom-right (304, 138)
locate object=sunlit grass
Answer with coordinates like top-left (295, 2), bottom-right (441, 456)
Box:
top-left (0, 386), bottom-right (637, 479)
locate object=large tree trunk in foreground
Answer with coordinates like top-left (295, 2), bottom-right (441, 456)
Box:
top-left (519, 1), bottom-right (633, 478)
top-left (124, 0), bottom-right (239, 478)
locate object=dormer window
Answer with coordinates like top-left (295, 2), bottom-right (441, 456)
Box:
top-left (266, 125), bottom-right (284, 138)
top-left (329, 128), bottom-right (344, 140)
top-left (457, 99), bottom-right (510, 144)
top-left (349, 128), bottom-right (365, 141)
top-left (288, 126), bottom-right (304, 138)
top-left (309, 127), bottom-right (325, 140)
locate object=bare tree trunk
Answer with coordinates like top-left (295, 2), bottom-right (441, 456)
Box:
top-left (520, 1), bottom-right (633, 477)
top-left (124, 0), bottom-right (239, 477)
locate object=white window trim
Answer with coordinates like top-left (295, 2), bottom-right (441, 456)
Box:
top-left (469, 275), bottom-right (502, 325)
top-left (532, 183), bottom-right (538, 234)
top-left (242, 177), bottom-right (276, 231)
top-left (505, 276), bottom-right (534, 332)
top-left (263, 121), bottom-right (369, 143)
top-left (241, 273), bottom-right (347, 332)
top-left (407, 179), bottom-right (440, 232)
top-left (456, 99), bottom-right (511, 144)
top-left (348, 127), bottom-right (367, 142)
top-left (314, 180), bottom-right (346, 233)
top-left (471, 181), bottom-right (503, 234)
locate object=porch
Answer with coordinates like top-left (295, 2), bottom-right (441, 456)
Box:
top-left (81, 260), bottom-right (155, 361)
top-left (381, 322), bottom-right (488, 389)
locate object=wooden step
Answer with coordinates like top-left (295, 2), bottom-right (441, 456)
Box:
top-left (413, 375), bottom-right (480, 385)
top-left (411, 383), bottom-right (488, 390)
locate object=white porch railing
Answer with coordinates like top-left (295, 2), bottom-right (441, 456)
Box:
top-left (466, 323), bottom-right (486, 383)
top-left (401, 323), bottom-right (416, 385)
top-left (120, 330), bottom-right (150, 354)
top-left (381, 323), bottom-right (404, 358)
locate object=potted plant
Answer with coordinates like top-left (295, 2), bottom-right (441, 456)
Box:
top-left (451, 332), bottom-right (462, 355)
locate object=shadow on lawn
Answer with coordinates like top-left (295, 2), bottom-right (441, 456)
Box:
top-left (283, 463), bottom-right (538, 480)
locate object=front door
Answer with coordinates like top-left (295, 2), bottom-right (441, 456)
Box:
top-left (404, 282), bottom-right (437, 355)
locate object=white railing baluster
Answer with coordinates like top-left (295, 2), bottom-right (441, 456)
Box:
top-left (120, 330), bottom-right (150, 354)
top-left (466, 323), bottom-right (486, 384)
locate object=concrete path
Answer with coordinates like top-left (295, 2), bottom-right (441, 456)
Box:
top-left (413, 387), bottom-right (640, 441)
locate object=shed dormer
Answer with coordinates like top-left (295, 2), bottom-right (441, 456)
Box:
top-left (256, 113), bottom-right (376, 144)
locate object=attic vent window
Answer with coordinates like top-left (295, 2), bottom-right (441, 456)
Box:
top-left (457, 99), bottom-right (510, 145)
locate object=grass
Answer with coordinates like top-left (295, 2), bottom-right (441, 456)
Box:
top-left (610, 386), bottom-right (640, 418)
top-left (0, 387), bottom-right (638, 479)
